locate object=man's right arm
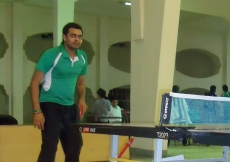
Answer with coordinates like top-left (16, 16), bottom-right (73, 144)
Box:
top-left (30, 70), bottom-right (44, 110)
top-left (30, 70), bottom-right (45, 130)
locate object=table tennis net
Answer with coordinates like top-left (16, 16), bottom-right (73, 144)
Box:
top-left (160, 92), bottom-right (230, 124)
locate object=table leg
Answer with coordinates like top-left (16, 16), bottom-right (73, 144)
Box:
top-left (154, 139), bottom-right (163, 162)
top-left (222, 146), bottom-right (229, 162)
top-left (110, 135), bottom-right (118, 158)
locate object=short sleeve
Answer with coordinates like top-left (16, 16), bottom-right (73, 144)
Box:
top-left (107, 100), bottom-right (111, 111)
top-left (35, 49), bottom-right (56, 74)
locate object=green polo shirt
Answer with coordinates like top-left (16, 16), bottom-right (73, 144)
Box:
top-left (36, 43), bottom-right (88, 105)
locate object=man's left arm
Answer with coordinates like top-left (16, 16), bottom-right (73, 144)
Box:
top-left (76, 76), bottom-right (88, 114)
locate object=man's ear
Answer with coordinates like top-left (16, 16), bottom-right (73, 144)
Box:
top-left (63, 35), bottom-right (66, 41)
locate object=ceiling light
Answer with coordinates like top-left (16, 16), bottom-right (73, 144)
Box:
top-left (125, 2), bottom-right (131, 5)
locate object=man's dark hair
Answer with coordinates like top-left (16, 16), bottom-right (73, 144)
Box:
top-left (62, 22), bottom-right (83, 36)
top-left (206, 85), bottom-right (217, 96)
top-left (223, 85), bottom-right (228, 91)
top-left (109, 95), bottom-right (118, 102)
top-left (210, 85), bottom-right (216, 92)
top-left (97, 88), bottom-right (106, 99)
top-left (172, 85), bottom-right (179, 93)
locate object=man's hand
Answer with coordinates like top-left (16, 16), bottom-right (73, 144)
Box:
top-left (34, 113), bottom-right (45, 130)
top-left (78, 99), bottom-right (88, 120)
top-left (76, 76), bottom-right (87, 120)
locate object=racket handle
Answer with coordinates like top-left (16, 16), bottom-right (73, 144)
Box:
top-left (78, 105), bottom-right (83, 121)
top-left (118, 137), bottom-right (134, 158)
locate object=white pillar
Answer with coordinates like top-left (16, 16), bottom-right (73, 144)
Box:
top-left (0, 2), bottom-right (12, 114)
top-left (99, 16), bottom-right (109, 92)
top-left (131, 0), bottom-right (181, 152)
top-left (226, 32), bottom-right (230, 84)
top-left (53, 0), bottom-right (76, 46)
top-left (12, 2), bottom-right (24, 124)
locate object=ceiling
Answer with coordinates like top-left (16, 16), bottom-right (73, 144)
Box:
top-left (1, 0), bottom-right (230, 32)
top-left (179, 11), bottom-right (230, 33)
top-left (75, 0), bottom-right (131, 19)
top-left (1, 0), bottom-right (131, 19)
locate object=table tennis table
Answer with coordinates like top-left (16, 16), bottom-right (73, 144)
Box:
top-left (71, 93), bottom-right (230, 161)
top-left (70, 123), bottom-right (230, 162)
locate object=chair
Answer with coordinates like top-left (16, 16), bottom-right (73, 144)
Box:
top-left (97, 117), bottom-right (122, 123)
top-left (0, 115), bottom-right (18, 125)
top-left (121, 109), bottom-right (130, 123)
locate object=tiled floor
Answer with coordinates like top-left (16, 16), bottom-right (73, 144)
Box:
top-left (102, 143), bottom-right (229, 162)
top-left (130, 154), bottom-right (153, 162)
top-left (127, 142), bottom-right (229, 162)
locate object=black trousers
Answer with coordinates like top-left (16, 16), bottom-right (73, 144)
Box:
top-left (38, 102), bottom-right (83, 162)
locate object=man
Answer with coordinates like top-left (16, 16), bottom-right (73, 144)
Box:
top-left (92, 88), bottom-right (111, 122)
top-left (30, 22), bottom-right (88, 162)
top-left (108, 95), bottom-right (122, 123)
top-left (206, 85), bottom-right (217, 96)
top-left (221, 85), bottom-right (230, 97)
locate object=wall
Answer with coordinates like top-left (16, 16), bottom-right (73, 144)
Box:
top-left (0, 2), bottom-right (12, 114)
top-left (108, 17), bottom-right (131, 90)
top-left (175, 27), bottom-right (224, 96)
top-left (74, 12), bottom-right (99, 96)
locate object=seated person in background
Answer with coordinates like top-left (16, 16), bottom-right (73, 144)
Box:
top-left (206, 85), bottom-right (217, 96)
top-left (204, 85), bottom-right (224, 124)
top-left (221, 85), bottom-right (230, 97)
top-left (170, 85), bottom-right (192, 124)
top-left (204, 85), bottom-right (218, 146)
top-left (221, 85), bottom-right (230, 123)
top-left (108, 96), bottom-right (122, 123)
top-left (169, 85), bottom-right (191, 146)
top-left (92, 88), bottom-right (111, 122)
